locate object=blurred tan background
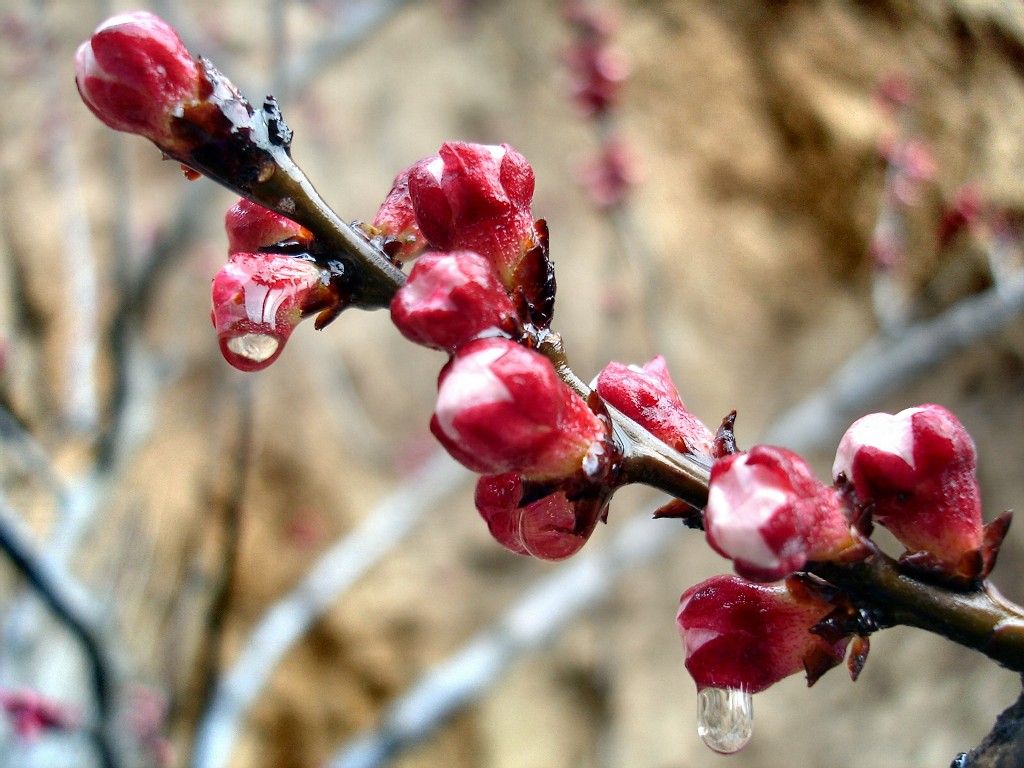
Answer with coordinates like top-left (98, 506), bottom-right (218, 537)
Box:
top-left (2, 1), bottom-right (1024, 767)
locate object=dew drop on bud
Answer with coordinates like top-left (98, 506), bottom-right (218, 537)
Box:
top-left (696, 687), bottom-right (753, 754)
top-left (226, 333), bottom-right (279, 364)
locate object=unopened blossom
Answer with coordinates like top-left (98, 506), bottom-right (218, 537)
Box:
top-left (0, 688), bottom-right (79, 741)
top-left (75, 11), bottom-right (205, 144)
top-left (390, 251), bottom-right (520, 351)
top-left (225, 198), bottom-right (313, 255)
top-left (833, 404), bottom-right (983, 576)
top-left (677, 575), bottom-right (849, 693)
top-left (210, 252), bottom-right (337, 372)
top-left (580, 138), bottom-right (638, 209)
top-left (431, 337), bottom-right (604, 480)
top-left (408, 142), bottom-right (538, 285)
top-left (563, 2), bottom-right (629, 117)
top-left (475, 473), bottom-right (603, 560)
top-left (705, 446), bottom-right (858, 582)
top-left (596, 355), bottom-right (714, 458)
top-left (371, 158), bottom-right (433, 260)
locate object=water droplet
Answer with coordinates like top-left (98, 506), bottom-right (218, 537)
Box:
top-left (226, 333), bottom-right (279, 364)
top-left (696, 687), bottom-right (753, 754)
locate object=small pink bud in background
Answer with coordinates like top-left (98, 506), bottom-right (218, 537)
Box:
top-left (705, 446), bottom-right (857, 582)
top-left (596, 356), bottom-right (714, 458)
top-left (0, 687), bottom-right (79, 741)
top-left (390, 251), bottom-right (520, 351)
top-left (371, 159), bottom-right (433, 260)
top-left (677, 575), bottom-right (849, 694)
top-left (430, 338), bottom-right (604, 480)
top-left (475, 473), bottom-right (603, 560)
top-left (75, 11), bottom-right (204, 143)
top-left (225, 198), bottom-right (313, 255)
top-left (833, 404), bottom-right (984, 579)
top-left (211, 252), bottom-right (338, 372)
top-left (562, 2), bottom-right (629, 117)
top-left (937, 184), bottom-right (984, 251)
top-left (408, 142), bottom-right (538, 285)
top-left (580, 137), bottom-right (638, 209)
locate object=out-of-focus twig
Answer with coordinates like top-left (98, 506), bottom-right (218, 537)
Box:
top-left (188, 450), bottom-right (469, 768)
top-left (326, 502), bottom-right (676, 768)
top-left (277, 0), bottom-right (422, 98)
top-left (0, 497), bottom-right (123, 768)
top-left (31, 0), bottom-right (99, 433)
top-left (762, 267), bottom-right (1024, 449)
top-left (194, 380), bottom-right (253, 722)
top-left (0, 403), bottom-right (67, 504)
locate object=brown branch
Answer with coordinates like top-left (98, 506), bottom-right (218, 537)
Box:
top-left (815, 555), bottom-right (1024, 673)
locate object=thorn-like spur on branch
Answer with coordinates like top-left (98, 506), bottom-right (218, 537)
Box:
top-left (75, 11), bottom-right (405, 309)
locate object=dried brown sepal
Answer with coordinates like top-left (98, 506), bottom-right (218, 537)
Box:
top-left (898, 548), bottom-right (991, 590)
top-left (981, 511), bottom-right (1013, 579)
top-left (713, 410), bottom-right (738, 458)
top-left (511, 219), bottom-right (555, 329)
top-left (843, 490), bottom-right (876, 539)
top-left (803, 642), bottom-right (846, 687)
top-left (847, 635), bottom-right (870, 681)
top-left (809, 595), bottom-right (881, 646)
top-left (652, 498), bottom-right (704, 529)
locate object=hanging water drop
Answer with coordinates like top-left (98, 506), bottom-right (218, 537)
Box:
top-left (696, 686), bottom-right (753, 754)
top-left (225, 331), bottom-right (280, 364)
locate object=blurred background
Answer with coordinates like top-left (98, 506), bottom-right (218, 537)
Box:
top-left (2, 1), bottom-right (1024, 767)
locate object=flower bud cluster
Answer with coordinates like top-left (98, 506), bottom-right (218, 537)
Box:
top-left (376, 142), bottom-right (542, 287)
top-left (385, 143), bottom-right (617, 559)
top-left (210, 199), bottom-right (345, 371)
top-left (677, 402), bottom-right (1006, 697)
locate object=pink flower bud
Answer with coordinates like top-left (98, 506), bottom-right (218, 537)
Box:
top-left (475, 473), bottom-right (603, 560)
top-left (596, 356), bottom-right (714, 458)
top-left (408, 142), bottom-right (538, 285)
top-left (677, 575), bottom-right (848, 693)
top-left (371, 159), bottom-right (433, 260)
top-left (430, 338), bottom-right (605, 479)
top-left (390, 251), bottom-right (520, 351)
top-left (580, 138), bottom-right (637, 209)
top-left (210, 252), bottom-right (338, 372)
top-left (225, 198), bottom-right (313, 255)
top-left (705, 446), bottom-right (857, 581)
top-left (832, 404), bottom-right (983, 577)
top-left (0, 688), bottom-right (79, 741)
top-left (75, 12), bottom-right (204, 144)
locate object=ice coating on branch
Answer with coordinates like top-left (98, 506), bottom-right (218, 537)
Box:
top-left (833, 404), bottom-right (985, 578)
top-left (225, 198), bottom-right (313, 255)
top-left (705, 446), bottom-right (857, 581)
top-left (596, 356), bottom-right (714, 458)
top-left (75, 11), bottom-right (204, 143)
top-left (430, 338), bottom-right (604, 480)
top-left (408, 142), bottom-right (538, 285)
top-left (390, 251), bottom-right (520, 351)
top-left (210, 252), bottom-right (335, 372)
top-left (677, 575), bottom-right (849, 694)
